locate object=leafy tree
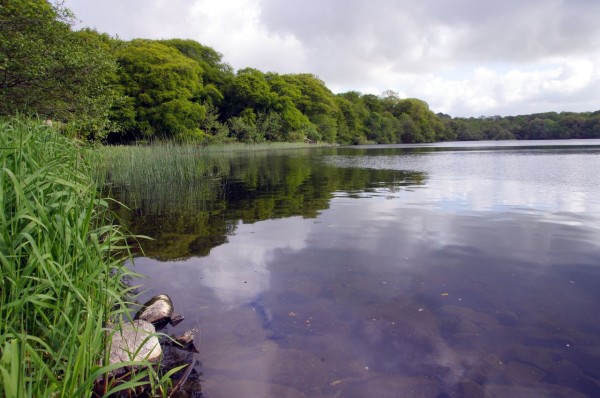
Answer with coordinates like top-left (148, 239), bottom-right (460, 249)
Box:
top-left (223, 68), bottom-right (274, 118)
top-left (160, 39), bottom-right (233, 106)
top-left (113, 40), bottom-right (205, 140)
top-left (335, 94), bottom-right (367, 144)
top-left (200, 103), bottom-right (230, 143)
top-left (280, 74), bottom-right (340, 142)
top-left (0, 0), bottom-right (118, 139)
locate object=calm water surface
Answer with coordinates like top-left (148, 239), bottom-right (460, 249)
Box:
top-left (117, 140), bottom-right (600, 397)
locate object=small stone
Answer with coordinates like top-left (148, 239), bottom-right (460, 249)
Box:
top-left (459, 380), bottom-right (493, 398)
top-left (173, 328), bottom-right (199, 353)
top-left (548, 360), bottom-right (583, 384)
top-left (203, 380), bottom-right (306, 398)
top-left (504, 361), bottom-right (546, 384)
top-left (495, 309), bottom-right (518, 327)
top-left (170, 312), bottom-right (185, 326)
top-left (511, 346), bottom-right (553, 370)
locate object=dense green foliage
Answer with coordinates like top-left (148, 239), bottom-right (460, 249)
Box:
top-left (0, 118), bottom-right (171, 397)
top-left (439, 111), bottom-right (600, 141)
top-left (0, 0), bottom-right (119, 140)
top-left (112, 40), bottom-right (206, 141)
top-left (1, 1), bottom-right (598, 144)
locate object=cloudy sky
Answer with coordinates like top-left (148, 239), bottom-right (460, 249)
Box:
top-left (63, 0), bottom-right (600, 117)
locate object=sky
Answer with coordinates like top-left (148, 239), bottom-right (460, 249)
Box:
top-left (62, 0), bottom-right (600, 117)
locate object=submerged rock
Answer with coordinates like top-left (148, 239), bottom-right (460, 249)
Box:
top-left (108, 320), bottom-right (162, 364)
top-left (135, 294), bottom-right (184, 328)
top-left (173, 328), bottom-right (200, 353)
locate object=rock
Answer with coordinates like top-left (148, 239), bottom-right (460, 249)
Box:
top-left (439, 305), bottom-right (499, 329)
top-left (485, 383), bottom-right (589, 398)
top-left (108, 320), bottom-right (162, 364)
top-left (169, 328), bottom-right (199, 353)
top-left (504, 361), bottom-right (546, 384)
top-left (510, 346), bottom-right (553, 371)
top-left (494, 309), bottom-right (519, 327)
top-left (459, 380), bottom-right (493, 398)
top-left (548, 360), bottom-right (583, 384)
top-left (135, 294), bottom-right (184, 327)
top-left (203, 379), bottom-right (307, 398)
top-left (342, 375), bottom-right (443, 398)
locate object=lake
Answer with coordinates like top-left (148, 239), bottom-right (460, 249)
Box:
top-left (116, 140), bottom-right (600, 397)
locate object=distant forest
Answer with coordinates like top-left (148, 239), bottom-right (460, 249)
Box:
top-left (2, 1), bottom-right (600, 144)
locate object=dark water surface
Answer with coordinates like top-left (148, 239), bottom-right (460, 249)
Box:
top-left (118, 140), bottom-right (600, 397)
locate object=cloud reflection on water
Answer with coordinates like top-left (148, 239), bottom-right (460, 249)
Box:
top-left (131, 144), bottom-right (600, 396)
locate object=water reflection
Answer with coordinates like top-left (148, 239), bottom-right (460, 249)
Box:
top-left (110, 149), bottom-right (427, 260)
top-left (112, 141), bottom-right (600, 397)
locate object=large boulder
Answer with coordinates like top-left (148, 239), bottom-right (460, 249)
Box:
top-left (108, 319), bottom-right (162, 364)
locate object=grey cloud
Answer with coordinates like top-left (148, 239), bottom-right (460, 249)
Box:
top-left (66, 0), bottom-right (200, 40)
top-left (258, 0), bottom-right (600, 67)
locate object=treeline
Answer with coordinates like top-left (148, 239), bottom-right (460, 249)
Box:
top-left (439, 112), bottom-right (600, 141)
top-left (2, 1), bottom-right (599, 144)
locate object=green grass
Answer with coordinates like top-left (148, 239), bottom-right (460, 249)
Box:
top-left (0, 118), bottom-right (168, 397)
top-left (95, 140), bottom-right (329, 185)
top-left (95, 141), bottom-right (226, 187)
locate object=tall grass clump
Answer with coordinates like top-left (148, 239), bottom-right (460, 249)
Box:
top-left (96, 142), bottom-right (226, 187)
top-left (95, 141), bottom-right (327, 193)
top-left (0, 118), bottom-right (160, 397)
top-left (95, 142), bottom-right (230, 217)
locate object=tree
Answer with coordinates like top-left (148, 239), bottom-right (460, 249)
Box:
top-left (160, 39), bottom-right (233, 106)
top-left (0, 0), bottom-right (118, 139)
top-left (113, 40), bottom-right (206, 140)
top-left (223, 68), bottom-right (274, 118)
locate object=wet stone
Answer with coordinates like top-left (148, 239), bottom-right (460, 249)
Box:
top-left (203, 379), bottom-right (307, 398)
top-left (439, 305), bottom-right (499, 330)
top-left (494, 309), bottom-right (519, 327)
top-left (465, 353), bottom-right (505, 384)
top-left (135, 294), bottom-right (177, 328)
top-left (547, 360), bottom-right (583, 384)
top-left (459, 380), bottom-right (493, 398)
top-left (341, 375), bottom-right (443, 398)
top-left (208, 344), bottom-right (331, 393)
top-left (455, 319), bottom-right (480, 335)
top-left (509, 345), bottom-right (554, 371)
top-left (567, 348), bottom-right (600, 379)
top-left (484, 383), bottom-right (589, 398)
top-left (504, 361), bottom-right (546, 384)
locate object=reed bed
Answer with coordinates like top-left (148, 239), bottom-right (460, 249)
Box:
top-left (95, 141), bottom-right (329, 193)
top-left (96, 142), bottom-right (224, 188)
top-left (0, 118), bottom-right (167, 397)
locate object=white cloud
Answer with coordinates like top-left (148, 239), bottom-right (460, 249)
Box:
top-left (63, 0), bottom-right (600, 117)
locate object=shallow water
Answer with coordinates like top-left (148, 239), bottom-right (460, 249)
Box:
top-left (119, 140), bottom-right (600, 397)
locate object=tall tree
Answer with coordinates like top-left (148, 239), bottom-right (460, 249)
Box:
top-left (113, 40), bottom-right (206, 141)
top-left (0, 0), bottom-right (118, 139)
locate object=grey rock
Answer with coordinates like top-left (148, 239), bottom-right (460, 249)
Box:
top-left (175, 328), bottom-right (198, 346)
top-left (135, 294), bottom-right (183, 327)
top-left (108, 320), bottom-right (162, 364)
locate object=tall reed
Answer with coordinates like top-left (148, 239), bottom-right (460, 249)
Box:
top-left (0, 118), bottom-right (161, 397)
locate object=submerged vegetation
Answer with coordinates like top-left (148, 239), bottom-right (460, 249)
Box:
top-left (0, 118), bottom-right (173, 397)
